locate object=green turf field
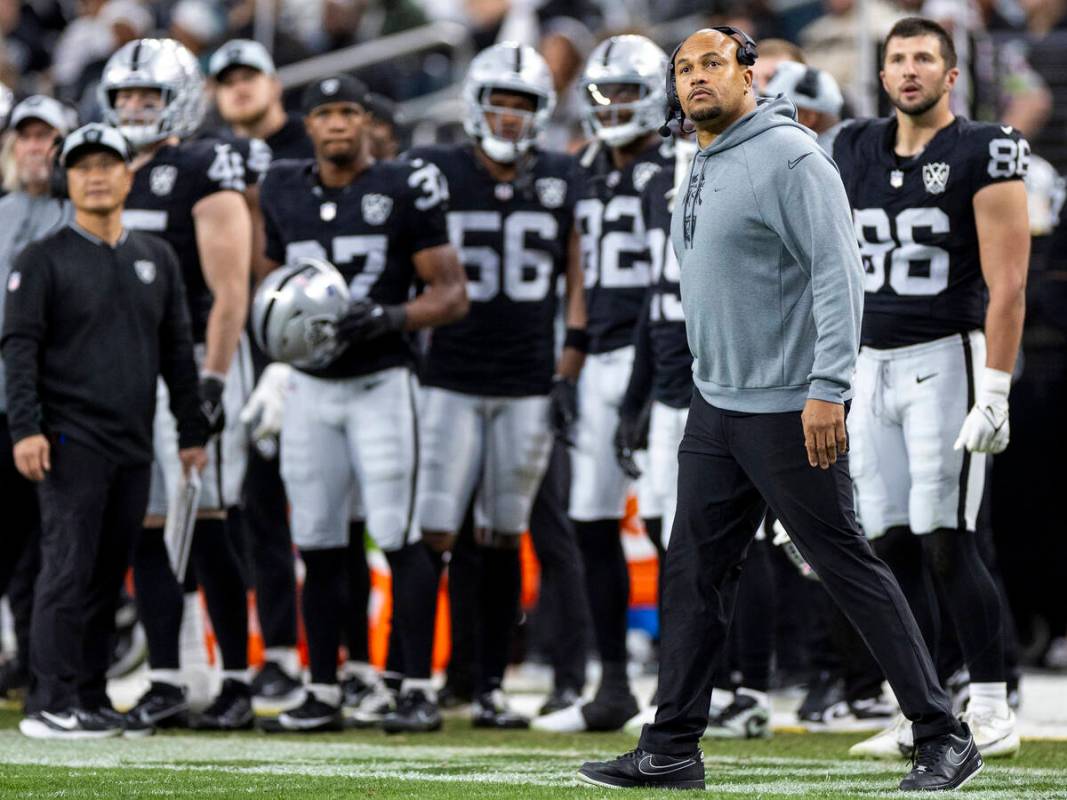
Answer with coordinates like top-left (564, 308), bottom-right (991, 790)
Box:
top-left (1, 709), bottom-right (1065, 799)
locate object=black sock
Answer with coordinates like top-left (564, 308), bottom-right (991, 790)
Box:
top-left (385, 543), bottom-right (438, 680)
top-left (874, 526), bottom-right (941, 657)
top-left (190, 518), bottom-right (249, 671)
top-left (343, 523), bottom-right (370, 664)
top-left (576, 519), bottom-right (630, 671)
top-left (923, 529), bottom-right (1005, 683)
top-left (300, 548), bottom-right (345, 685)
top-left (445, 524), bottom-right (481, 695)
top-left (477, 543), bottom-right (520, 695)
top-left (133, 526), bottom-right (183, 669)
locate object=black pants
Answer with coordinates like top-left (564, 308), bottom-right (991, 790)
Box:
top-left (29, 437), bottom-right (149, 713)
top-left (0, 414), bottom-right (40, 665)
top-left (640, 393), bottom-right (956, 755)
top-left (528, 440), bottom-right (590, 694)
top-left (240, 446), bottom-right (297, 650)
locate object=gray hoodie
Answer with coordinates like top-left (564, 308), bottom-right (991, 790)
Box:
top-left (674, 96), bottom-right (863, 413)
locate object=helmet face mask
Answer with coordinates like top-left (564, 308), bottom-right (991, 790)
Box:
top-left (462, 43), bottom-right (556, 164)
top-left (580, 35), bottom-right (668, 148)
top-left (252, 257), bottom-right (352, 369)
top-left (98, 38), bottom-right (206, 150)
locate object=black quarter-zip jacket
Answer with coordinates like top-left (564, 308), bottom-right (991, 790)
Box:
top-left (2, 223), bottom-right (206, 465)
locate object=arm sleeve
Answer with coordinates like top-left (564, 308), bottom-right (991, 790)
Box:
top-left (620, 290), bottom-right (654, 419)
top-left (259, 170), bottom-right (286, 264)
top-left (1, 246), bottom-right (50, 442)
top-left (157, 244), bottom-right (207, 449)
top-left (402, 159), bottom-right (451, 254)
top-left (761, 141), bottom-right (864, 404)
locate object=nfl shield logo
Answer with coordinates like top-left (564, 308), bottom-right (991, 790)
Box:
top-left (922, 162), bottom-right (950, 194)
top-left (134, 260), bottom-right (156, 284)
top-left (361, 194), bottom-right (393, 225)
top-left (150, 165), bottom-right (178, 196)
top-left (633, 162), bottom-right (661, 193)
top-left (320, 202), bottom-right (337, 222)
top-left (535, 178), bottom-right (566, 209)
top-left (890, 169), bottom-right (904, 189)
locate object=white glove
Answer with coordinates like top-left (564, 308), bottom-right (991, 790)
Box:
top-left (953, 367), bottom-right (1011, 454)
top-left (239, 363), bottom-right (292, 441)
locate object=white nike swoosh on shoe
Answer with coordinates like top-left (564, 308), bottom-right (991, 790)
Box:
top-left (40, 712), bottom-right (79, 730)
top-left (638, 755), bottom-right (696, 776)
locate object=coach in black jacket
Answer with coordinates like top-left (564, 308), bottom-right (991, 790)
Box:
top-left (1, 124), bottom-right (207, 739)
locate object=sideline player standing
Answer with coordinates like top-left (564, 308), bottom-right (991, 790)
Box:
top-left (257, 74), bottom-right (467, 733)
top-left (536, 33), bottom-right (673, 735)
top-left (835, 17), bottom-right (1028, 759)
top-left (578, 27), bottom-right (978, 792)
top-left (407, 42), bottom-right (586, 728)
top-left (98, 38), bottom-right (257, 730)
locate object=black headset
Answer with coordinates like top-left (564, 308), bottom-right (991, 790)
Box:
top-left (660, 26), bottom-right (758, 137)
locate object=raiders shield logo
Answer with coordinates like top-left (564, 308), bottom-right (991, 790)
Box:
top-left (361, 193), bottom-right (393, 225)
top-left (922, 162), bottom-right (950, 194)
top-left (321, 78), bottom-right (340, 96)
top-left (633, 162), bottom-right (661, 193)
top-left (535, 178), bottom-right (566, 209)
top-left (134, 260), bottom-right (156, 284)
top-left (320, 202), bottom-right (337, 222)
top-left (150, 165), bottom-right (178, 196)
top-left (7, 271), bottom-right (20, 292)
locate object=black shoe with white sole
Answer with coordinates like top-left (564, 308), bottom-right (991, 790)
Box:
top-left (276, 693), bottom-right (344, 732)
top-left (472, 690), bottom-right (529, 730)
top-left (96, 706), bottom-right (155, 738)
top-left (577, 748), bottom-right (705, 790)
top-left (192, 679), bottom-right (255, 731)
top-left (539, 687), bottom-right (580, 717)
top-left (899, 723), bottom-right (983, 791)
top-left (126, 682), bottom-right (189, 728)
top-left (19, 709), bottom-right (124, 740)
top-left (251, 661), bottom-right (304, 712)
top-left (382, 689), bottom-right (442, 734)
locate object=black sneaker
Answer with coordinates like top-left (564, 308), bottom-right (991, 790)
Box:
top-left (539, 687), bottom-right (580, 717)
top-left (97, 706), bottom-right (155, 738)
top-left (127, 682), bottom-right (189, 728)
top-left (796, 671), bottom-right (844, 726)
top-left (193, 679), bottom-right (254, 730)
top-left (382, 689), bottom-right (442, 734)
top-left (19, 709), bottom-right (123, 740)
top-left (0, 657), bottom-right (29, 698)
top-left (341, 674), bottom-right (374, 709)
top-left (251, 661), bottom-right (304, 713)
top-left (472, 690), bottom-right (529, 730)
top-left (899, 723), bottom-right (983, 791)
top-left (275, 692), bottom-right (343, 732)
top-left (578, 748), bottom-right (705, 790)
top-left (581, 689), bottom-right (640, 732)
top-left (704, 693), bottom-right (771, 739)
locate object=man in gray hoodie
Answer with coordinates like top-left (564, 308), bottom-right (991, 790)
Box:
top-left (578, 27), bottom-right (979, 793)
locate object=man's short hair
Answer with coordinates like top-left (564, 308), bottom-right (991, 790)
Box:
top-left (755, 38), bottom-right (806, 64)
top-left (884, 17), bottom-right (957, 70)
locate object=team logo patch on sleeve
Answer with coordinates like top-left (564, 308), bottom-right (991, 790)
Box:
top-left (361, 193), bottom-right (393, 225)
top-left (134, 260), bottom-right (157, 284)
top-left (7, 271), bottom-right (20, 292)
top-left (150, 165), bottom-right (178, 196)
top-left (633, 162), bottom-right (661, 193)
top-left (535, 177), bottom-right (566, 209)
top-left (922, 162), bottom-right (950, 194)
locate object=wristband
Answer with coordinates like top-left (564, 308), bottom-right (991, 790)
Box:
top-left (978, 367), bottom-right (1011, 401)
top-left (563, 327), bottom-right (589, 353)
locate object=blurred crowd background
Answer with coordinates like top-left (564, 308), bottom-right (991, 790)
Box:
top-left (1, 0), bottom-right (1065, 674)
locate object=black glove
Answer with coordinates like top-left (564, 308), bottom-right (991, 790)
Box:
top-left (199, 375), bottom-right (226, 437)
top-left (336, 300), bottom-right (406, 344)
top-left (548, 376), bottom-right (578, 446)
top-left (614, 412), bottom-right (643, 480)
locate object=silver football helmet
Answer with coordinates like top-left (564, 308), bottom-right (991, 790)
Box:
top-left (0, 82), bottom-right (12, 130)
top-left (462, 42), bottom-right (556, 164)
top-left (1024, 153), bottom-right (1065, 237)
top-left (252, 257), bottom-right (351, 369)
top-left (98, 38), bottom-right (206, 150)
top-left (580, 35), bottom-right (668, 148)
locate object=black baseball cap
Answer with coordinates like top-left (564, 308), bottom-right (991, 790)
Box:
top-left (301, 74), bottom-right (370, 114)
top-left (364, 92), bottom-right (397, 127)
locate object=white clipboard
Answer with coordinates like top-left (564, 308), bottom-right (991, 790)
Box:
top-left (164, 468), bottom-right (201, 582)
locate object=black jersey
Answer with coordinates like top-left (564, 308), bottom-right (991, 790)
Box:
top-left (577, 137), bottom-right (674, 354)
top-left (406, 144), bottom-right (577, 397)
top-left (832, 116), bottom-right (1029, 349)
top-left (264, 112), bottom-right (314, 162)
top-left (641, 165), bottom-right (692, 409)
top-left (123, 137), bottom-right (248, 342)
top-left (260, 157), bottom-right (450, 380)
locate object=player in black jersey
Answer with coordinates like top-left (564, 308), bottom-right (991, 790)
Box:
top-left (208, 38), bottom-right (316, 715)
top-left (406, 42), bottom-right (586, 729)
top-left (833, 18), bottom-right (1030, 759)
top-left (97, 38), bottom-right (258, 732)
top-left (258, 74), bottom-right (467, 733)
top-left (534, 34), bottom-right (673, 735)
